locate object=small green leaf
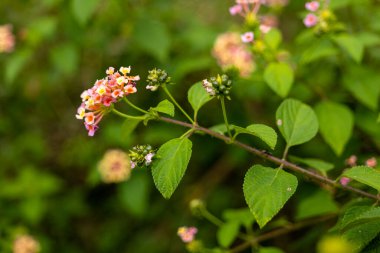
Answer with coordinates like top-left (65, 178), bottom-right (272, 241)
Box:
top-left (258, 247), bottom-right (285, 253)
top-left (71, 0), bottom-right (101, 26)
top-left (276, 99), bottom-right (319, 147)
top-left (223, 208), bottom-right (255, 228)
top-left (343, 66), bottom-right (380, 111)
top-left (151, 100), bottom-right (175, 117)
top-left (121, 118), bottom-right (142, 140)
top-left (152, 138), bottom-right (192, 199)
top-left (134, 18), bottom-right (170, 62)
top-left (188, 82), bottom-right (213, 114)
top-left (5, 49), bottom-right (32, 85)
top-left (209, 124), bottom-right (228, 135)
top-left (118, 173), bottom-right (150, 217)
top-left (217, 221), bottom-right (240, 248)
top-left (233, 124), bottom-right (277, 150)
top-left (264, 29), bottom-right (282, 50)
top-left (296, 188), bottom-right (339, 220)
top-left (289, 156), bottom-right (334, 175)
top-left (343, 166), bottom-right (380, 191)
top-left (332, 34), bottom-right (364, 63)
top-left (243, 165), bottom-right (298, 228)
top-left (315, 101), bottom-right (354, 156)
top-left (264, 62), bottom-right (294, 98)
top-left (300, 39), bottom-right (337, 64)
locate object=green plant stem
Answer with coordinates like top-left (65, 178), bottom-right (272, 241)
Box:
top-left (123, 97), bottom-right (148, 114)
top-left (220, 97), bottom-right (232, 138)
top-left (229, 214), bottom-right (336, 253)
top-left (201, 209), bottom-right (224, 227)
top-left (279, 145), bottom-right (290, 169)
top-left (162, 86), bottom-right (194, 124)
top-left (112, 109), bottom-right (146, 120)
top-left (158, 116), bottom-right (380, 201)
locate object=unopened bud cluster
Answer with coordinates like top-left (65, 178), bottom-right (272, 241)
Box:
top-left (129, 144), bottom-right (156, 168)
top-left (202, 74), bottom-right (233, 100)
top-left (146, 68), bottom-right (171, 91)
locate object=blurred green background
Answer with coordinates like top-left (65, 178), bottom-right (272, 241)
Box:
top-left (1, 0), bottom-right (380, 252)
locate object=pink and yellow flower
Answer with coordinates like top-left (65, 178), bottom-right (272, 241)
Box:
top-left (76, 66), bottom-right (139, 136)
top-left (177, 226), bottom-right (198, 243)
top-left (304, 13), bottom-right (318, 27)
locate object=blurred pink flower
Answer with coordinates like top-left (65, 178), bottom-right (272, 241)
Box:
top-left (366, 157), bottom-right (377, 168)
top-left (0, 24), bottom-right (15, 53)
top-left (13, 235), bottom-right (40, 253)
top-left (304, 13), bottom-right (318, 27)
top-left (98, 149), bottom-right (132, 183)
top-left (305, 1), bottom-right (320, 12)
top-left (340, 177), bottom-right (351, 186)
top-left (178, 226), bottom-right (198, 243)
top-left (212, 32), bottom-right (255, 77)
top-left (345, 155), bottom-right (357, 167)
top-left (241, 31), bottom-right (254, 43)
top-left (229, 4), bottom-right (243, 15)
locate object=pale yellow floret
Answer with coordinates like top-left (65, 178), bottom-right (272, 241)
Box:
top-left (117, 76), bottom-right (125, 85)
top-left (96, 85), bottom-right (107, 95)
top-left (119, 66), bottom-right (131, 75)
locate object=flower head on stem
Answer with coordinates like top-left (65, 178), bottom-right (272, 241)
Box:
top-left (129, 144), bottom-right (156, 168)
top-left (76, 66), bottom-right (139, 136)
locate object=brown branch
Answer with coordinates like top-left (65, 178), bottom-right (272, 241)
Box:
top-left (159, 116), bottom-right (380, 201)
top-left (229, 214), bottom-right (337, 253)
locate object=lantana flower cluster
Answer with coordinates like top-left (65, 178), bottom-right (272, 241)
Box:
top-left (212, 32), bottom-right (255, 77)
top-left (98, 149), bottom-right (132, 183)
top-left (202, 74), bottom-right (233, 100)
top-left (229, 0), bottom-right (283, 45)
top-left (128, 144), bottom-right (156, 169)
top-left (13, 235), bottom-right (40, 253)
top-left (0, 24), bottom-right (15, 53)
top-left (76, 66), bottom-right (139, 136)
top-left (303, 1), bottom-right (336, 32)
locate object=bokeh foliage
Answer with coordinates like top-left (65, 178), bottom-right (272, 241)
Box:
top-left (0, 0), bottom-right (380, 252)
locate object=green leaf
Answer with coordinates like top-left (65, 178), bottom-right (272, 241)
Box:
top-left (296, 188), bottom-right (338, 220)
top-left (332, 34), bottom-right (364, 63)
top-left (118, 173), bottom-right (150, 217)
top-left (289, 156), bottom-right (334, 176)
top-left (188, 82), bottom-right (213, 115)
top-left (264, 62), bottom-right (294, 98)
top-left (243, 165), bottom-right (298, 228)
top-left (258, 247), bottom-right (285, 253)
top-left (217, 221), bottom-right (240, 248)
top-left (232, 124), bottom-right (277, 150)
top-left (134, 18), bottom-right (170, 62)
top-left (152, 138), bottom-right (192, 199)
top-left (264, 29), bottom-right (282, 50)
top-left (314, 101), bottom-right (354, 156)
top-left (121, 118), bottom-right (142, 140)
top-left (343, 66), bottom-right (380, 111)
top-left (50, 43), bottom-right (79, 76)
top-left (339, 207), bottom-right (380, 250)
top-left (5, 49), bottom-right (32, 85)
top-left (223, 208), bottom-right (255, 228)
top-left (209, 124), bottom-right (228, 135)
top-left (71, 0), bottom-right (101, 26)
top-left (343, 166), bottom-right (380, 191)
top-left (300, 39), bottom-right (337, 64)
top-left (276, 99), bottom-right (319, 147)
top-left (151, 100), bottom-right (175, 117)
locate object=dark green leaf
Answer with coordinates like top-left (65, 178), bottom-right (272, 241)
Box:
top-left (152, 138), bottom-right (192, 199)
top-left (243, 165), bottom-right (298, 228)
top-left (264, 62), bottom-right (294, 97)
top-left (315, 101), bottom-right (354, 156)
top-left (276, 99), bottom-right (319, 147)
